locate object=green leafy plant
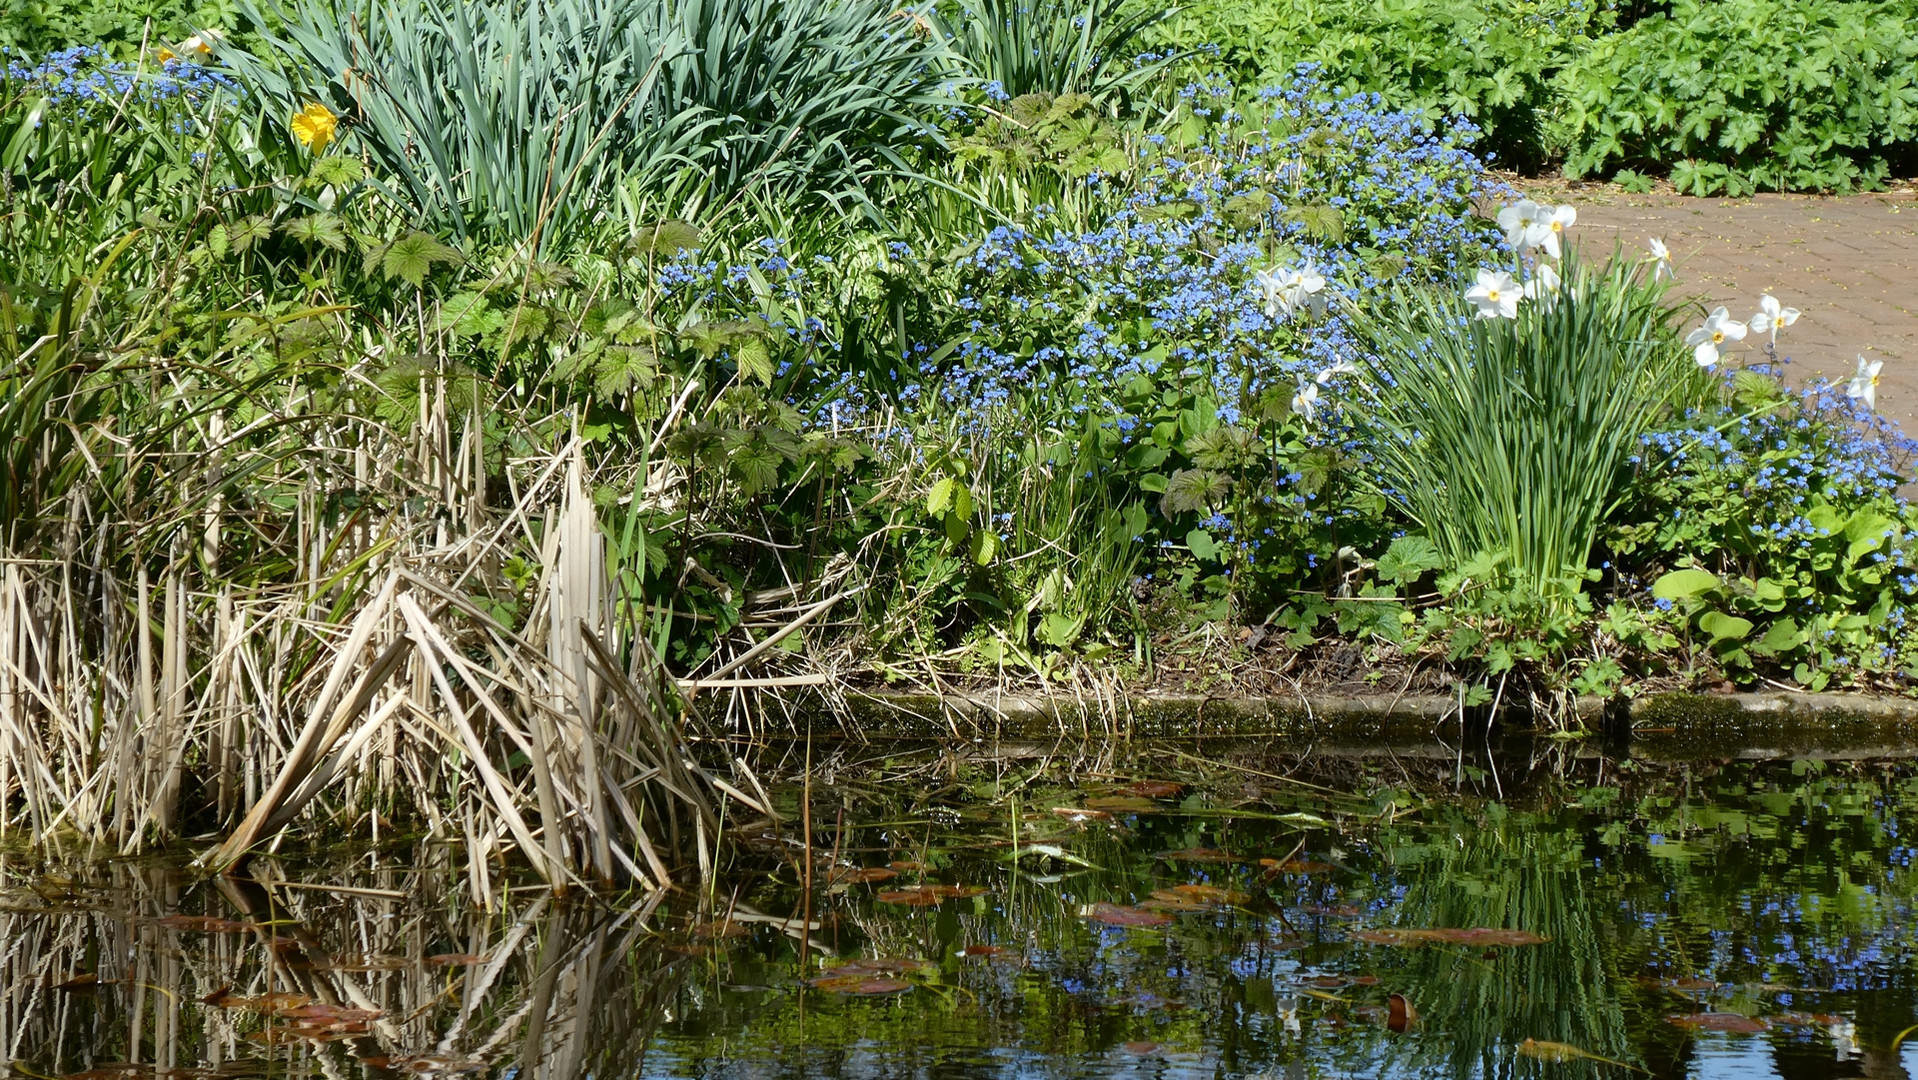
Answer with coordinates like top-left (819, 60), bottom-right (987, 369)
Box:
top-left (1558, 0), bottom-right (1918, 194)
top-left (1347, 248), bottom-right (1708, 609)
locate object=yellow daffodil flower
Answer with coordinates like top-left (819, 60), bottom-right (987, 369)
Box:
top-left (291, 103), bottom-right (338, 152)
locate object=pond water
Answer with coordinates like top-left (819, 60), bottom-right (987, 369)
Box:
top-left (5, 746), bottom-right (1918, 1079)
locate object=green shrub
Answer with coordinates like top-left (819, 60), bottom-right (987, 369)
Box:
top-left (1346, 245), bottom-right (1708, 607)
top-left (941, 0), bottom-right (1172, 100)
top-left (1558, 0), bottom-right (1918, 194)
top-left (0, 0), bottom-right (236, 56)
top-left (1143, 0), bottom-right (1614, 170)
top-left (1612, 371), bottom-right (1918, 687)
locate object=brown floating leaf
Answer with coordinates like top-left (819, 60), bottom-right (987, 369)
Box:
top-left (206, 991), bottom-right (314, 1015)
top-left (815, 957), bottom-right (939, 979)
top-left (1351, 927), bottom-right (1549, 947)
top-left (1050, 807), bottom-right (1113, 823)
top-left (1299, 903), bottom-right (1364, 917)
top-left (424, 953), bottom-right (486, 966)
top-left (1122, 1041), bottom-right (1162, 1054)
top-left (150, 915), bottom-right (252, 933)
top-left (809, 974), bottom-right (913, 995)
top-left (1352, 975), bottom-right (1381, 986)
top-left (1261, 857), bottom-right (1336, 874)
top-left (958, 945), bottom-right (1010, 958)
top-left (54, 973), bottom-right (103, 990)
top-left (889, 860), bottom-right (929, 873)
top-left (876, 885), bottom-right (986, 906)
top-left (1769, 1012), bottom-right (1845, 1027)
top-left (1085, 795), bottom-right (1160, 813)
top-left (1143, 892), bottom-right (1214, 913)
top-left (1154, 848), bottom-right (1238, 863)
top-left (690, 919), bottom-right (752, 939)
top-left (1518, 1038), bottom-right (1646, 1070)
top-left (1082, 902), bottom-right (1174, 927)
top-left (1387, 992), bottom-right (1417, 1032)
top-left (1299, 974), bottom-right (1349, 988)
top-left (1121, 781), bottom-right (1185, 799)
top-left (829, 867), bottom-right (899, 885)
top-left (1669, 1012), bottom-right (1769, 1034)
top-left (1166, 883), bottom-right (1249, 905)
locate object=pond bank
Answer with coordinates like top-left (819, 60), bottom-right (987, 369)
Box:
top-left (798, 689), bottom-right (1918, 761)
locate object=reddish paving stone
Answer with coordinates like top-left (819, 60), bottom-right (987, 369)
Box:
top-left (1541, 185), bottom-right (1918, 433)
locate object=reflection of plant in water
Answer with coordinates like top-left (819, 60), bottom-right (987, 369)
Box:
top-left (0, 847), bottom-right (684, 1077)
top-left (1365, 805), bottom-right (1635, 1079)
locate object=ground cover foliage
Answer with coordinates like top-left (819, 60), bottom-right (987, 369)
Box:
top-left (1144, 0), bottom-right (1918, 194)
top-left (3, 0), bottom-right (1918, 865)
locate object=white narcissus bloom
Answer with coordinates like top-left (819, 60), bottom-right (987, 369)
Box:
top-left (1749, 294), bottom-right (1800, 340)
top-left (1255, 264), bottom-right (1328, 319)
top-left (1464, 268), bottom-right (1521, 319)
top-left (1291, 379), bottom-right (1320, 421)
top-left (1685, 306), bottom-right (1747, 367)
top-left (1523, 262), bottom-right (1561, 307)
top-left (1315, 358), bottom-right (1361, 385)
top-left (1847, 354), bottom-right (1884, 410)
top-left (1648, 238), bottom-right (1674, 282)
top-left (1529, 204), bottom-right (1576, 259)
top-left (1496, 199), bottom-right (1542, 250)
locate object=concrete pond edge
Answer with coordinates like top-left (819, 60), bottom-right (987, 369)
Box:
top-left (812, 688), bottom-right (1918, 761)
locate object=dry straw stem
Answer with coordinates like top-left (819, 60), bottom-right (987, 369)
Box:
top-left (1, 352), bottom-right (742, 890)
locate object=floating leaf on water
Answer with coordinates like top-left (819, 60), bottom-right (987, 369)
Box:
top-left (815, 957), bottom-right (938, 979)
top-left (958, 945), bottom-right (1010, 958)
top-left (1387, 992), bottom-right (1417, 1032)
top-left (1049, 807), bottom-right (1112, 823)
top-left (829, 867), bottom-right (899, 885)
top-left (1143, 891), bottom-right (1214, 912)
top-left (150, 915), bottom-right (252, 933)
top-left (1298, 974), bottom-right (1348, 988)
top-left (1352, 975), bottom-right (1380, 986)
top-left (1351, 927), bottom-right (1549, 947)
top-left (206, 991), bottom-right (313, 1015)
top-left (1769, 1012), bottom-right (1845, 1028)
top-left (1085, 795), bottom-right (1160, 813)
top-left (690, 919), bottom-right (752, 939)
top-left (1261, 857), bottom-right (1336, 875)
top-left (1122, 1041), bottom-right (1162, 1054)
top-left (393, 1055), bottom-right (487, 1074)
top-left (1121, 781), bottom-right (1185, 799)
top-left (1154, 848), bottom-right (1238, 863)
top-left (1165, 883), bottom-right (1249, 905)
top-left (54, 973), bottom-right (103, 990)
top-left (424, 953), bottom-right (486, 966)
top-left (1082, 902), bottom-right (1174, 927)
top-left (889, 860), bottom-right (929, 873)
top-left (1518, 1038), bottom-right (1645, 1070)
top-left (1669, 1012), bottom-right (1769, 1034)
top-left (876, 884), bottom-right (986, 906)
top-left (808, 974), bottom-right (913, 995)
top-left (1276, 812), bottom-right (1334, 828)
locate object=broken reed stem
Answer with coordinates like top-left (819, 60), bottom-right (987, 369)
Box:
top-left (0, 366), bottom-right (745, 892)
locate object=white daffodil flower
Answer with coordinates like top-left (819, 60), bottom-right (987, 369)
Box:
top-left (1314, 358), bottom-right (1361, 385)
top-left (1648, 238), bottom-right (1674, 282)
top-left (1290, 379), bottom-right (1320, 421)
top-left (1256, 264), bottom-right (1328, 320)
top-left (1685, 306), bottom-right (1747, 367)
top-left (1529, 204), bottom-right (1576, 259)
top-left (1749, 294), bottom-right (1800, 341)
top-left (1523, 262), bottom-right (1561, 308)
top-left (1847, 354), bottom-right (1883, 410)
top-left (1464, 268), bottom-right (1521, 319)
top-left (1496, 199), bottom-right (1542, 250)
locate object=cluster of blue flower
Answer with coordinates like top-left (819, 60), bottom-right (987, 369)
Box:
top-left (4, 44), bottom-right (238, 111)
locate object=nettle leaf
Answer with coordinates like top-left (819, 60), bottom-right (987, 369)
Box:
top-left (308, 155), bottom-right (365, 187)
top-left (1288, 204), bottom-right (1345, 244)
top-left (1186, 425), bottom-right (1261, 470)
top-left (1376, 535), bottom-right (1445, 586)
top-left (733, 337), bottom-right (774, 385)
top-left (378, 231), bottom-right (462, 288)
top-left (229, 215), bottom-right (273, 252)
top-left (438, 291), bottom-right (501, 338)
top-left (1159, 468), bottom-right (1230, 516)
top-left (724, 426), bottom-right (800, 495)
top-left (281, 213), bottom-right (348, 251)
top-left (630, 219), bottom-right (701, 259)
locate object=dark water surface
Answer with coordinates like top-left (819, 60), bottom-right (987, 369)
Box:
top-left (5, 747), bottom-right (1918, 1079)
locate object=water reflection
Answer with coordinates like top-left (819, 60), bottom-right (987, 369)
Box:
top-left (2, 755), bottom-right (1916, 1080)
top-left (0, 848), bottom-right (683, 1077)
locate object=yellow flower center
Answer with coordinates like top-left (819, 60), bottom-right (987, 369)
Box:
top-left (1712, 330), bottom-right (1725, 344)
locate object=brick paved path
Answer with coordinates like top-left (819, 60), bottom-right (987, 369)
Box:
top-left (1560, 186), bottom-right (1918, 431)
